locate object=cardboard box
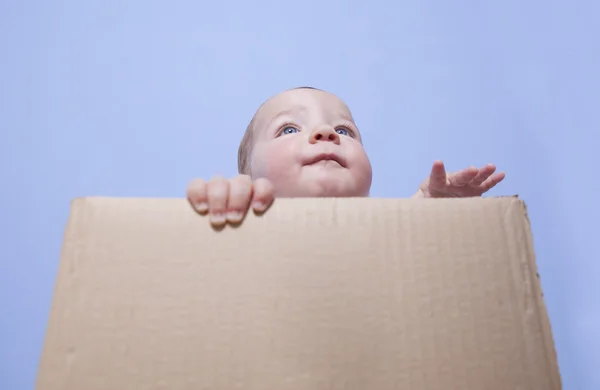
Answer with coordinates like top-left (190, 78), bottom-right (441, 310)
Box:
top-left (36, 196), bottom-right (561, 389)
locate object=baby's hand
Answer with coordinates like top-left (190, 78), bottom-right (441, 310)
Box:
top-left (415, 161), bottom-right (505, 198)
top-left (186, 175), bottom-right (274, 226)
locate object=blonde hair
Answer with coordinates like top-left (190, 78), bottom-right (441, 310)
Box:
top-left (237, 117), bottom-right (255, 175)
top-left (237, 86), bottom-right (321, 175)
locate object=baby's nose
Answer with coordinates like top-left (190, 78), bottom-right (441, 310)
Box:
top-left (309, 126), bottom-right (340, 145)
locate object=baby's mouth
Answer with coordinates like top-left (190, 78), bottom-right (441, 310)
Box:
top-left (304, 153), bottom-right (346, 168)
top-left (312, 159), bottom-right (342, 168)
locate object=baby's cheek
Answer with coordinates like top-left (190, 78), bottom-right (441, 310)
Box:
top-left (252, 143), bottom-right (296, 181)
top-left (356, 153), bottom-right (373, 178)
top-left (248, 144), bottom-right (271, 179)
top-left (264, 147), bottom-right (295, 177)
top-left (350, 147), bottom-right (373, 194)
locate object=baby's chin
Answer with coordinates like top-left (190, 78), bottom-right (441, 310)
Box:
top-left (276, 175), bottom-right (368, 198)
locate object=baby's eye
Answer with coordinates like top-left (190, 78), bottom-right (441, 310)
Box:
top-left (282, 126), bottom-right (299, 135)
top-left (335, 127), bottom-right (351, 136)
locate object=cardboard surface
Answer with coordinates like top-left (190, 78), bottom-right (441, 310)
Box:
top-left (36, 197), bottom-right (561, 389)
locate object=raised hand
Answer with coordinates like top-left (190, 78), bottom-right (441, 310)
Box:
top-left (414, 161), bottom-right (505, 198)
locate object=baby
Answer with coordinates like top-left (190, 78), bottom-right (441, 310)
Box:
top-left (186, 87), bottom-right (505, 226)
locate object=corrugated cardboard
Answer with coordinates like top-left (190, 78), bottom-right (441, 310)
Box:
top-left (36, 196), bottom-right (561, 390)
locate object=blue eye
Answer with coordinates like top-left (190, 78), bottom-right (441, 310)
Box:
top-left (335, 127), bottom-right (350, 136)
top-left (282, 126), bottom-right (299, 135)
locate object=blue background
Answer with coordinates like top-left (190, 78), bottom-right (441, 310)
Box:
top-left (1, 1), bottom-right (597, 389)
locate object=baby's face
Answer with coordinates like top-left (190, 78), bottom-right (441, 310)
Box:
top-left (249, 89), bottom-right (372, 197)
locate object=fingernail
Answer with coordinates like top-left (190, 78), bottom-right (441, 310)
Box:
top-left (209, 212), bottom-right (226, 225)
top-left (253, 201), bottom-right (266, 212)
top-left (195, 202), bottom-right (208, 213)
top-left (227, 210), bottom-right (243, 223)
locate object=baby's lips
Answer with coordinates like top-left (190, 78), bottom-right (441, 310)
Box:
top-left (303, 152), bottom-right (346, 168)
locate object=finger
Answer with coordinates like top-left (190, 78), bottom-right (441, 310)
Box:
top-left (207, 176), bottom-right (229, 226)
top-left (186, 178), bottom-right (208, 214)
top-left (471, 164), bottom-right (496, 186)
top-left (252, 178), bottom-right (275, 214)
top-left (226, 175), bottom-right (253, 224)
top-left (481, 171), bottom-right (506, 191)
top-left (428, 160), bottom-right (447, 189)
top-left (448, 166), bottom-right (479, 187)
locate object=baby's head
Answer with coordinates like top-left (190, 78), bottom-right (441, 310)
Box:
top-left (238, 87), bottom-right (372, 197)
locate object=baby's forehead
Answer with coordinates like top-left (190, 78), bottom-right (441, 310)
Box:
top-left (253, 89), bottom-right (354, 125)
